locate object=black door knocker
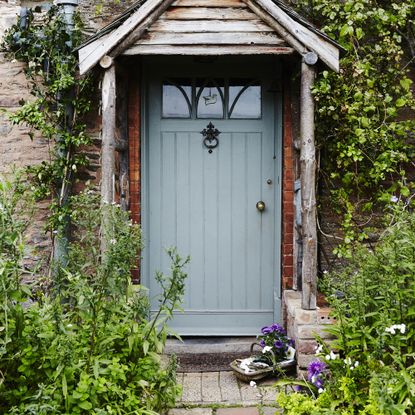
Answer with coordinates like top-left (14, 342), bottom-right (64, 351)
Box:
top-left (201, 122), bottom-right (220, 154)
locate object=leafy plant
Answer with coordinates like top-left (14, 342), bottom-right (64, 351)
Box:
top-left (2, 6), bottom-right (92, 244)
top-left (277, 207), bottom-right (415, 414)
top-left (0, 186), bottom-right (188, 414)
top-left (288, 0), bottom-right (415, 254)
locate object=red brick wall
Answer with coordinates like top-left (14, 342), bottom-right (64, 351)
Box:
top-left (281, 84), bottom-right (295, 291)
top-left (128, 68), bottom-right (141, 226)
top-left (127, 65), bottom-right (141, 284)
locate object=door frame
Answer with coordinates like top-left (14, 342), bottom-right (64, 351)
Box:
top-left (127, 56), bottom-right (296, 328)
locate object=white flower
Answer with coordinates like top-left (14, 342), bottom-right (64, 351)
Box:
top-left (325, 350), bottom-right (338, 361)
top-left (318, 388), bottom-right (324, 394)
top-left (315, 344), bottom-right (324, 354)
top-left (110, 239), bottom-right (117, 245)
top-left (354, 361), bottom-right (359, 368)
top-left (385, 326), bottom-right (396, 334)
top-left (250, 381), bottom-right (257, 388)
top-left (286, 346), bottom-right (296, 360)
top-left (262, 346), bottom-right (272, 353)
top-left (344, 357), bottom-right (352, 366)
top-left (385, 324), bottom-right (406, 335)
top-left (390, 195), bottom-right (399, 203)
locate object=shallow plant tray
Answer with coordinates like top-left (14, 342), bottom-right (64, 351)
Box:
top-left (230, 345), bottom-right (295, 382)
top-left (230, 358), bottom-right (296, 383)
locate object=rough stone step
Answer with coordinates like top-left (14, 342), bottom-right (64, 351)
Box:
top-left (165, 337), bottom-right (257, 355)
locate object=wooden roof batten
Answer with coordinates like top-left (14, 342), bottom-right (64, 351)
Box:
top-left (78, 0), bottom-right (341, 75)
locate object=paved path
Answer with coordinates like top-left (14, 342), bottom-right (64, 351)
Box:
top-left (167, 371), bottom-right (282, 415)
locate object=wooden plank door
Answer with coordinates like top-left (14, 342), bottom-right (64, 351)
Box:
top-left (141, 58), bottom-right (282, 335)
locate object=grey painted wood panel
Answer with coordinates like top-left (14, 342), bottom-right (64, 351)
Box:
top-left (142, 60), bottom-right (282, 335)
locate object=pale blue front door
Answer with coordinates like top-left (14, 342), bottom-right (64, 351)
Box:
top-left (142, 57), bottom-right (282, 335)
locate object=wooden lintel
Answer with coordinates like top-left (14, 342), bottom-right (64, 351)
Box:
top-left (123, 44), bottom-right (294, 56)
top-left (300, 61), bottom-right (317, 310)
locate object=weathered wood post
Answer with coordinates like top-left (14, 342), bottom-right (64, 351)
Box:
top-left (300, 55), bottom-right (317, 310)
top-left (101, 57), bottom-right (116, 253)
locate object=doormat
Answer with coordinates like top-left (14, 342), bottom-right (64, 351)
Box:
top-left (174, 352), bottom-right (252, 373)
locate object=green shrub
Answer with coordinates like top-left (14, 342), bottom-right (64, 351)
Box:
top-left (277, 208), bottom-right (415, 414)
top-left (0, 182), bottom-right (188, 414)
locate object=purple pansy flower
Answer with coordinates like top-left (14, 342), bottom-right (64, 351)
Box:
top-left (274, 340), bottom-right (285, 349)
top-left (261, 326), bottom-right (273, 335)
top-left (260, 339), bottom-right (266, 347)
top-left (271, 323), bottom-right (286, 334)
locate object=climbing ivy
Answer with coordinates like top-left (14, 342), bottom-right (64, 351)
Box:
top-left (3, 6), bottom-right (92, 234)
top-left (289, 0), bottom-right (415, 256)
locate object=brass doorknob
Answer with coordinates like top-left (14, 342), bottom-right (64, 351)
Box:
top-left (256, 201), bottom-right (266, 212)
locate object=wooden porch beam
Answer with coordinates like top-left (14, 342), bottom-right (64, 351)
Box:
top-left (249, 0), bottom-right (339, 72)
top-left (79, 0), bottom-right (173, 74)
top-left (300, 61), bottom-right (317, 310)
top-left (110, 0), bottom-right (176, 59)
top-left (101, 64), bottom-right (116, 252)
top-left (243, 0), bottom-right (307, 56)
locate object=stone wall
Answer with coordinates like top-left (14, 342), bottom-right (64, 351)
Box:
top-left (283, 290), bottom-right (335, 376)
top-left (0, 1), bottom-right (51, 266)
top-left (0, 0), bottom-right (129, 268)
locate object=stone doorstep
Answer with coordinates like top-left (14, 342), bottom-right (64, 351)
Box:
top-left (168, 406), bottom-right (281, 415)
top-left (165, 337), bottom-right (257, 355)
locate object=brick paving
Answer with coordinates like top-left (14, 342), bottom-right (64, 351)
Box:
top-left (167, 371), bottom-right (282, 415)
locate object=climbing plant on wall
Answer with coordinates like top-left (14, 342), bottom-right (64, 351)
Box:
top-left (3, 6), bottom-right (91, 242)
top-left (289, 0), bottom-right (415, 256)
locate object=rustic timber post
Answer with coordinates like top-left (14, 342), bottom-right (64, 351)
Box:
top-left (300, 57), bottom-right (317, 310)
top-left (101, 57), bottom-right (116, 253)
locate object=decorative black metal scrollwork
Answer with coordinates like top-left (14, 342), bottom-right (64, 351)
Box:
top-left (201, 122), bottom-right (220, 154)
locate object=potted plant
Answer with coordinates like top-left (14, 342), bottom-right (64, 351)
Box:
top-left (230, 324), bottom-right (296, 382)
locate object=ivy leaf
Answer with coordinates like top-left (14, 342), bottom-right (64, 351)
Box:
top-left (395, 98), bottom-right (406, 107)
top-left (400, 78), bottom-right (412, 91)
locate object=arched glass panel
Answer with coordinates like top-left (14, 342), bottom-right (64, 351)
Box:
top-left (196, 79), bottom-right (225, 119)
top-left (228, 79), bottom-right (261, 119)
top-left (162, 79), bottom-right (192, 118)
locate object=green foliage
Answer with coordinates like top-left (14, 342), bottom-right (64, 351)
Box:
top-left (2, 7), bottom-right (92, 232)
top-left (277, 208), bottom-right (415, 414)
top-left (289, 0), bottom-right (415, 251)
top-left (0, 184), bottom-right (188, 414)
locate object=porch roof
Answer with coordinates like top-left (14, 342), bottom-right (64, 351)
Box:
top-left (77, 0), bottom-right (343, 75)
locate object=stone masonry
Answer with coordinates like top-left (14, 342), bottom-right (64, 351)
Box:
top-left (283, 290), bottom-right (335, 376)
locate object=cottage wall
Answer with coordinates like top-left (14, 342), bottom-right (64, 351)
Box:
top-left (0, 0), bottom-right (133, 267)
